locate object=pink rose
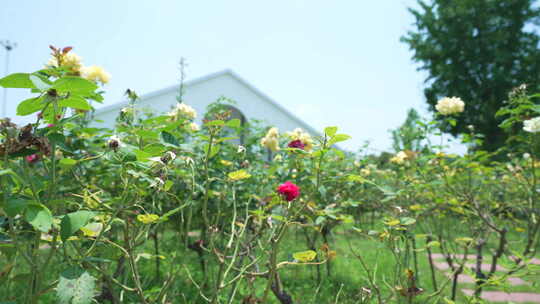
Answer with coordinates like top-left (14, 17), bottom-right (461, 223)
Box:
top-left (25, 154), bottom-right (40, 164)
top-left (277, 181), bottom-right (300, 201)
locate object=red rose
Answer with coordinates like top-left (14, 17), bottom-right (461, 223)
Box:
top-left (288, 139), bottom-right (305, 150)
top-left (277, 181), bottom-right (300, 201)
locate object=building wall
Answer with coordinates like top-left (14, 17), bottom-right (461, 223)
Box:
top-left (91, 71), bottom-right (318, 136)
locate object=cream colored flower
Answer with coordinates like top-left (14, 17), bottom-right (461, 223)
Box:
top-left (168, 103), bottom-right (197, 121)
top-left (81, 65), bottom-right (111, 84)
top-left (261, 127), bottom-right (280, 152)
top-left (390, 151), bottom-right (408, 164)
top-left (286, 128), bottom-right (314, 151)
top-left (435, 97), bottom-right (465, 115)
top-left (46, 52), bottom-right (83, 72)
top-left (189, 122), bottom-right (200, 132)
top-left (360, 168), bottom-right (371, 176)
top-left (523, 117), bottom-right (540, 133)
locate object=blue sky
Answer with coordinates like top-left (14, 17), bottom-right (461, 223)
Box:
top-left (0, 0), bottom-right (448, 152)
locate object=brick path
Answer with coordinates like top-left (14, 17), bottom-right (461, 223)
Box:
top-left (462, 289), bottom-right (540, 303)
top-left (429, 253), bottom-right (540, 302)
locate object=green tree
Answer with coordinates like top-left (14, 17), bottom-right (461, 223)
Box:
top-left (402, 0), bottom-right (540, 151)
top-left (391, 108), bottom-right (426, 152)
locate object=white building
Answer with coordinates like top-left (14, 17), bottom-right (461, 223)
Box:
top-left (92, 70), bottom-right (318, 137)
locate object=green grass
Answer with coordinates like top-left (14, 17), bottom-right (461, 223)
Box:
top-left (1, 217), bottom-right (539, 303)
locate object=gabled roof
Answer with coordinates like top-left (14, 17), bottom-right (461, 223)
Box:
top-left (94, 69), bottom-right (319, 135)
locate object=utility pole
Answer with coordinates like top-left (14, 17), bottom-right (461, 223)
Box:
top-left (1, 40), bottom-right (17, 118)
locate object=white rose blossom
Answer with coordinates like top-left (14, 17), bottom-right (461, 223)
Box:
top-left (435, 97), bottom-right (465, 115)
top-left (523, 117), bottom-right (540, 133)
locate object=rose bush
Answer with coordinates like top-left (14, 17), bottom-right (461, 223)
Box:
top-left (0, 47), bottom-right (538, 303)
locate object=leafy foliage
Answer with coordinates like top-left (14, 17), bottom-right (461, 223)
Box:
top-left (56, 267), bottom-right (96, 304)
top-left (1, 46), bottom-right (540, 304)
top-left (402, 0), bottom-right (540, 151)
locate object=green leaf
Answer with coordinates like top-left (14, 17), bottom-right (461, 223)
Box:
top-left (52, 77), bottom-right (97, 95)
top-left (333, 148), bottom-right (345, 158)
top-left (160, 131), bottom-right (179, 146)
top-left (216, 136), bottom-right (239, 143)
top-left (225, 118), bottom-right (241, 128)
top-left (0, 73), bottom-right (34, 89)
top-left (347, 174), bottom-right (366, 183)
top-left (531, 105), bottom-right (540, 114)
top-left (426, 241), bottom-right (441, 248)
top-left (143, 144), bottom-right (165, 156)
top-left (135, 130), bottom-right (158, 140)
top-left (24, 204), bottom-right (53, 232)
top-left (59, 158), bottom-right (78, 168)
top-left (400, 217), bottom-right (417, 226)
top-left (209, 144), bottom-right (220, 158)
top-left (57, 267), bottom-right (96, 304)
top-left (29, 75), bottom-right (51, 91)
top-left (16, 97), bottom-right (44, 116)
top-left (328, 134), bottom-right (351, 146)
top-left (58, 96), bottom-right (91, 110)
top-left (134, 149), bottom-right (152, 162)
top-left (228, 169), bottom-right (251, 181)
top-left (60, 211), bottom-right (96, 242)
top-left (324, 126), bottom-right (338, 137)
top-left (0, 169), bottom-right (22, 185)
top-left (293, 250), bottom-right (317, 262)
top-left (205, 120), bottom-right (225, 127)
top-left (4, 198), bottom-right (30, 217)
top-left (0, 169), bottom-right (15, 176)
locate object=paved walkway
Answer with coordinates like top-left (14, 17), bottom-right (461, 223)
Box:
top-left (462, 289), bottom-right (540, 303)
top-left (429, 253), bottom-right (540, 303)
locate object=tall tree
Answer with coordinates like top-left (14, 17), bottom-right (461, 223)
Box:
top-left (391, 108), bottom-right (427, 152)
top-left (402, 0), bottom-right (540, 151)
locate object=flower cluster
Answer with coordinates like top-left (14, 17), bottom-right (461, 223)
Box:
top-left (435, 97), bottom-right (465, 115)
top-left (277, 181), bottom-right (300, 201)
top-left (168, 103), bottom-right (197, 121)
top-left (390, 151), bottom-right (408, 164)
top-left (47, 52), bottom-right (83, 72)
top-left (285, 128), bottom-right (313, 151)
top-left (261, 127), bottom-right (280, 152)
top-left (81, 66), bottom-right (111, 85)
top-left (523, 117), bottom-right (540, 133)
top-left (46, 47), bottom-right (110, 84)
